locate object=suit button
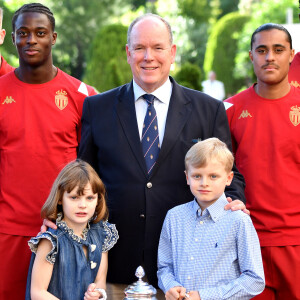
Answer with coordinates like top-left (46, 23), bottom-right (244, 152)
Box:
top-left (140, 214), bottom-right (145, 218)
top-left (147, 182), bottom-right (152, 188)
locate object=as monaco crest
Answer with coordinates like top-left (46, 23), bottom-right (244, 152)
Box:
top-left (55, 89), bottom-right (68, 110)
top-left (289, 105), bottom-right (300, 126)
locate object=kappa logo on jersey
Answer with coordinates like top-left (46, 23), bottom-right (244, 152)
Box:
top-left (55, 89), bottom-right (68, 110)
top-left (238, 110), bottom-right (252, 119)
top-left (290, 81), bottom-right (300, 88)
top-left (2, 96), bottom-right (16, 104)
top-left (290, 105), bottom-right (300, 126)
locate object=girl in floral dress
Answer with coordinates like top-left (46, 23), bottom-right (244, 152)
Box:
top-left (25, 159), bottom-right (118, 300)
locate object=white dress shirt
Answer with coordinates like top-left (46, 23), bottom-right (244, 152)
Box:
top-left (133, 79), bottom-right (172, 147)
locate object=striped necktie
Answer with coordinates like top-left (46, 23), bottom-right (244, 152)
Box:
top-left (141, 94), bottom-right (160, 174)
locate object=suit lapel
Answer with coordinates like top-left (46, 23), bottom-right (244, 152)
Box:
top-left (116, 82), bottom-right (148, 177)
top-left (150, 78), bottom-right (192, 177)
top-left (116, 79), bottom-right (192, 178)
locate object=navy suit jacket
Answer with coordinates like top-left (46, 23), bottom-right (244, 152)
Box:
top-left (78, 77), bottom-right (245, 285)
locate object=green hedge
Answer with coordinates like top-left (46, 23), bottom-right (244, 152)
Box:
top-left (203, 12), bottom-right (250, 96)
top-left (84, 24), bottom-right (132, 92)
top-left (174, 62), bottom-right (202, 90)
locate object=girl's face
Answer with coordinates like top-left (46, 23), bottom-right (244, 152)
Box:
top-left (59, 182), bottom-right (98, 235)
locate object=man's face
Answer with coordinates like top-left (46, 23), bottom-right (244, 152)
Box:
top-left (126, 17), bottom-right (176, 93)
top-left (249, 29), bottom-right (294, 85)
top-left (209, 72), bottom-right (216, 81)
top-left (12, 12), bottom-right (57, 67)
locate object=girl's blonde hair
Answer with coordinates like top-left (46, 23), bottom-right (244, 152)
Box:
top-left (185, 138), bottom-right (234, 173)
top-left (41, 159), bottom-right (108, 223)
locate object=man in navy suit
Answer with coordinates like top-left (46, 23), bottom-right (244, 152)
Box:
top-left (78, 14), bottom-right (246, 287)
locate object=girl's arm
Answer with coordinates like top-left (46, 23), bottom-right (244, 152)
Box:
top-left (94, 252), bottom-right (108, 288)
top-left (30, 239), bottom-right (59, 300)
top-left (84, 252), bottom-right (108, 300)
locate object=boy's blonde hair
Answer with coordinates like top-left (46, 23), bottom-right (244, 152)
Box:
top-left (185, 138), bottom-right (234, 173)
top-left (41, 159), bottom-right (108, 223)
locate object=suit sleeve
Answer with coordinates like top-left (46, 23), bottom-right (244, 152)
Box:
top-left (78, 97), bottom-right (99, 173)
top-left (213, 102), bottom-right (246, 203)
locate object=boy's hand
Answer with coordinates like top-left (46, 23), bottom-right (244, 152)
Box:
top-left (84, 283), bottom-right (105, 300)
top-left (225, 197), bottom-right (250, 215)
top-left (166, 286), bottom-right (187, 300)
top-left (40, 219), bottom-right (57, 233)
top-left (188, 291), bottom-right (201, 300)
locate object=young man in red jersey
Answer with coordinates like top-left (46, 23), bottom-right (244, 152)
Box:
top-left (0, 7), bottom-right (15, 76)
top-left (225, 23), bottom-right (300, 299)
top-left (0, 3), bottom-right (96, 299)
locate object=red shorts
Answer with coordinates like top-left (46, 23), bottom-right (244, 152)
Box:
top-left (253, 245), bottom-right (300, 300)
top-left (0, 232), bottom-right (32, 300)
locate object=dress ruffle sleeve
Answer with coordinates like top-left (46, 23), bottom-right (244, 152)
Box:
top-left (102, 221), bottom-right (119, 252)
top-left (28, 231), bottom-right (58, 264)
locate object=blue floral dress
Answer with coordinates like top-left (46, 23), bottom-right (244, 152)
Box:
top-left (25, 215), bottom-right (118, 300)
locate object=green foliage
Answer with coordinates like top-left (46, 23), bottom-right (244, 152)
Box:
top-left (177, 0), bottom-right (211, 22)
top-left (175, 0), bottom-right (237, 72)
top-left (49, 0), bottom-right (130, 79)
top-left (219, 0), bottom-right (239, 17)
top-left (177, 0), bottom-right (239, 22)
top-left (129, 0), bottom-right (147, 10)
top-left (235, 0), bottom-right (298, 83)
top-left (84, 24), bottom-right (131, 92)
top-left (177, 0), bottom-right (222, 24)
top-left (179, 22), bottom-right (209, 68)
top-left (204, 12), bottom-right (250, 95)
top-left (0, 0), bottom-right (18, 66)
top-left (174, 62), bottom-right (202, 90)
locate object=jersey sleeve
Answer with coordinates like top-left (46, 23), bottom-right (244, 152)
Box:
top-left (77, 81), bottom-right (98, 97)
top-left (101, 221), bottom-right (119, 252)
top-left (87, 85), bottom-right (98, 96)
top-left (28, 231), bottom-right (58, 264)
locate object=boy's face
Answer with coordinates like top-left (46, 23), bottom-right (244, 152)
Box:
top-left (185, 159), bottom-right (233, 211)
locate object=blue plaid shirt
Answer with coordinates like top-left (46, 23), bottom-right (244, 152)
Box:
top-left (157, 194), bottom-right (265, 299)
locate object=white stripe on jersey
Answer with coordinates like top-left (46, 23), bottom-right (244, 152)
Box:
top-left (78, 82), bottom-right (89, 96)
top-left (223, 102), bottom-right (233, 110)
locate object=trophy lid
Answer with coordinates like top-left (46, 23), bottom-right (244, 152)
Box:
top-left (124, 266), bottom-right (157, 298)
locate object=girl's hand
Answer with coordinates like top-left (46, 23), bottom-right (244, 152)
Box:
top-left (84, 283), bottom-right (106, 300)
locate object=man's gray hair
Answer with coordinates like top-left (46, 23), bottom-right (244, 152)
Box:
top-left (127, 13), bottom-right (173, 47)
top-left (0, 8), bottom-right (3, 28)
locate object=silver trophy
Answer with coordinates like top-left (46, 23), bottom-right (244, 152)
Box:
top-left (124, 266), bottom-right (157, 299)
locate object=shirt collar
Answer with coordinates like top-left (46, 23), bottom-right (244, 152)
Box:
top-left (133, 78), bottom-right (172, 105)
top-left (192, 193), bottom-right (229, 222)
